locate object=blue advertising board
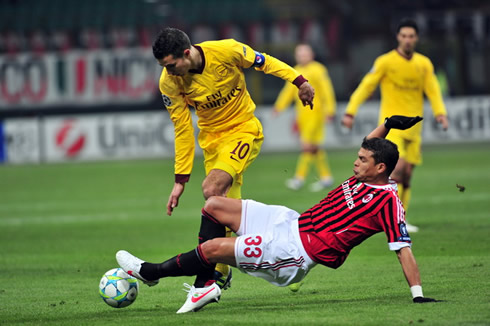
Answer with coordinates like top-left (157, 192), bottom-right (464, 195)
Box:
top-left (0, 121), bottom-right (5, 163)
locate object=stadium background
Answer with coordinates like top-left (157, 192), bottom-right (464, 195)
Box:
top-left (0, 1), bottom-right (489, 325)
top-left (1, 0), bottom-right (489, 164)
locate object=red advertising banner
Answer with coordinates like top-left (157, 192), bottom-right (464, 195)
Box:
top-left (0, 48), bottom-right (160, 108)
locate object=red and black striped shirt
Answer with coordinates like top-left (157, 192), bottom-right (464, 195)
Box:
top-left (298, 176), bottom-right (411, 269)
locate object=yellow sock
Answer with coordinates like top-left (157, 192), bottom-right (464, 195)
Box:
top-left (227, 181), bottom-right (241, 200)
top-left (295, 152), bottom-right (313, 180)
top-left (397, 183), bottom-right (404, 203)
top-left (215, 225), bottom-right (232, 277)
top-left (401, 187), bottom-right (411, 211)
top-left (315, 150), bottom-right (332, 179)
top-left (215, 262), bottom-right (230, 274)
top-left (215, 182), bottom-right (240, 279)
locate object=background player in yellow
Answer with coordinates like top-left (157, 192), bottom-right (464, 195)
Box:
top-left (273, 44), bottom-right (336, 192)
top-left (341, 19), bottom-right (449, 232)
top-left (153, 27), bottom-right (314, 289)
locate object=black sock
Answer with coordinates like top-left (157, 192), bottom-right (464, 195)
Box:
top-left (199, 209), bottom-right (226, 244)
top-left (140, 210), bottom-right (225, 286)
top-left (139, 245), bottom-right (215, 282)
top-left (194, 209), bottom-right (226, 286)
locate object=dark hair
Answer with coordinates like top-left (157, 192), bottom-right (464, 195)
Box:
top-left (152, 27), bottom-right (191, 60)
top-left (396, 19), bottom-right (419, 34)
top-left (361, 137), bottom-right (399, 176)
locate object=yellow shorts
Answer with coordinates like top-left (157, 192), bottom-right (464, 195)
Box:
top-left (386, 131), bottom-right (422, 165)
top-left (198, 117), bottom-right (264, 186)
top-left (297, 117), bottom-right (324, 145)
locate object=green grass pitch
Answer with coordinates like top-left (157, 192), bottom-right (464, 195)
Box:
top-left (0, 143), bottom-right (489, 325)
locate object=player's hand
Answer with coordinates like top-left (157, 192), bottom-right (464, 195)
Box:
top-left (341, 114), bottom-right (354, 129)
top-left (298, 82), bottom-right (314, 109)
top-left (413, 297), bottom-right (440, 303)
top-left (384, 115), bottom-right (423, 130)
top-left (436, 114), bottom-right (449, 131)
top-left (167, 183), bottom-right (185, 216)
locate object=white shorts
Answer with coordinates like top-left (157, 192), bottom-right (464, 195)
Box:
top-left (234, 200), bottom-right (316, 287)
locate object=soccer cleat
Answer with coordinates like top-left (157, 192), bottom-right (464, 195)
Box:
top-left (116, 250), bottom-right (159, 287)
top-left (406, 223), bottom-right (419, 233)
top-left (176, 282), bottom-right (221, 314)
top-left (309, 177), bottom-right (334, 192)
top-left (214, 268), bottom-right (232, 290)
top-left (288, 281), bottom-right (304, 292)
top-left (286, 178), bottom-right (304, 190)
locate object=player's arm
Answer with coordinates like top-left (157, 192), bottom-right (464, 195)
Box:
top-left (318, 66), bottom-right (337, 120)
top-left (258, 54), bottom-right (314, 108)
top-left (396, 247), bottom-right (438, 303)
top-left (232, 41), bottom-right (314, 108)
top-left (160, 79), bottom-right (195, 216)
top-left (423, 59), bottom-right (449, 130)
top-left (396, 247), bottom-right (421, 287)
top-left (342, 56), bottom-right (386, 128)
top-left (380, 196), bottom-right (439, 303)
top-left (366, 116), bottom-right (423, 139)
top-left (273, 81), bottom-right (296, 116)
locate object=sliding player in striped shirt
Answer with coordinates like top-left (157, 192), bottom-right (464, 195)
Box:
top-left (116, 115), bottom-right (440, 314)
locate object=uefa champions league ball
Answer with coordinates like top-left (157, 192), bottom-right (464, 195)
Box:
top-left (99, 268), bottom-right (139, 308)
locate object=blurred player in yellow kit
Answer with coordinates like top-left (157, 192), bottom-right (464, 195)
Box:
top-left (153, 27), bottom-right (314, 290)
top-left (342, 19), bottom-right (449, 232)
top-left (274, 44), bottom-right (336, 192)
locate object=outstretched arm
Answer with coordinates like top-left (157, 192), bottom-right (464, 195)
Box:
top-left (396, 247), bottom-right (421, 287)
top-left (233, 40), bottom-right (315, 109)
top-left (366, 124), bottom-right (390, 139)
top-left (343, 56), bottom-right (386, 128)
top-left (396, 247), bottom-right (439, 303)
top-left (366, 116), bottom-right (424, 139)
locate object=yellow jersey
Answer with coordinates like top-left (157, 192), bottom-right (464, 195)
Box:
top-left (159, 39), bottom-right (304, 180)
top-left (345, 49), bottom-right (447, 139)
top-left (274, 60), bottom-right (336, 120)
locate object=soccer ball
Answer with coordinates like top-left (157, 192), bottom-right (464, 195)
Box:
top-left (99, 268), bottom-right (139, 308)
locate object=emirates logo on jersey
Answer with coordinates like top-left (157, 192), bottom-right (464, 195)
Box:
top-left (362, 193), bottom-right (374, 203)
top-left (342, 180), bottom-right (355, 210)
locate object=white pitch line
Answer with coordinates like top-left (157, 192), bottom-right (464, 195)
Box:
top-left (0, 211), bottom-right (155, 226)
top-left (0, 198), bottom-right (162, 212)
top-left (0, 206), bottom-right (200, 226)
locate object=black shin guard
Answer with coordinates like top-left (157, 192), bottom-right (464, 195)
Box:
top-left (194, 209), bottom-right (226, 286)
top-left (199, 209), bottom-right (226, 244)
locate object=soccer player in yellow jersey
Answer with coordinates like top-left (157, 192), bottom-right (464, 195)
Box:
top-left (274, 44), bottom-right (336, 192)
top-left (342, 19), bottom-right (449, 232)
top-left (152, 27), bottom-right (314, 290)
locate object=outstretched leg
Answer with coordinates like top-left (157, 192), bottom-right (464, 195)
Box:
top-left (116, 237), bottom-right (237, 313)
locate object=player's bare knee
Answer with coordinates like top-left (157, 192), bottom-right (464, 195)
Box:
top-left (201, 239), bottom-right (224, 262)
top-left (202, 184), bottom-right (224, 199)
top-left (203, 196), bottom-right (222, 215)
